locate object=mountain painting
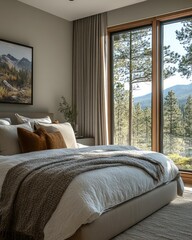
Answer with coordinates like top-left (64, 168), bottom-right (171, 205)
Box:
top-left (0, 39), bottom-right (33, 104)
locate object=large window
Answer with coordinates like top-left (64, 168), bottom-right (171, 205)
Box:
top-left (109, 10), bottom-right (192, 172)
top-left (111, 26), bottom-right (152, 150)
top-left (161, 17), bottom-right (192, 171)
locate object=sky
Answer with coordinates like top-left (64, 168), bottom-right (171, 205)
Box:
top-left (0, 40), bottom-right (32, 61)
top-left (132, 20), bottom-right (191, 98)
top-left (132, 75), bottom-right (191, 98)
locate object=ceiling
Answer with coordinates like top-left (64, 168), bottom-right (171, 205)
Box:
top-left (18, 0), bottom-right (146, 21)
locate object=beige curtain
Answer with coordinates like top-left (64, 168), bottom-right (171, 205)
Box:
top-left (72, 13), bottom-right (109, 145)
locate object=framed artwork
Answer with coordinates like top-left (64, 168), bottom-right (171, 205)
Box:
top-left (0, 39), bottom-right (33, 104)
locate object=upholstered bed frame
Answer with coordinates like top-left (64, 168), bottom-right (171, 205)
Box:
top-left (68, 181), bottom-right (177, 240)
top-left (0, 112), bottom-right (178, 240)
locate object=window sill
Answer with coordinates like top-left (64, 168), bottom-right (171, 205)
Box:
top-left (180, 171), bottom-right (192, 184)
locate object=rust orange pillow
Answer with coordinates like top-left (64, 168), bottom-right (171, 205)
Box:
top-left (17, 127), bottom-right (47, 153)
top-left (44, 131), bottom-right (66, 149)
top-left (17, 127), bottom-right (66, 153)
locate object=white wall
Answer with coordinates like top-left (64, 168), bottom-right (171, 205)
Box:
top-left (108, 0), bottom-right (192, 27)
top-left (0, 0), bottom-right (72, 121)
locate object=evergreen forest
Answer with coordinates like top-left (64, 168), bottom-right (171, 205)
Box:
top-left (112, 18), bottom-right (192, 170)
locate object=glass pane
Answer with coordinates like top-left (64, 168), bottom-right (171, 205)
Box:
top-left (112, 26), bottom-right (152, 150)
top-left (162, 17), bottom-right (192, 171)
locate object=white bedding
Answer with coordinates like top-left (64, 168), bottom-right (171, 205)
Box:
top-left (0, 146), bottom-right (184, 240)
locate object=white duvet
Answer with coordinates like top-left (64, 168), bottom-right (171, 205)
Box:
top-left (0, 146), bottom-right (184, 240)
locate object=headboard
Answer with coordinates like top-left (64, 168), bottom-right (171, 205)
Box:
top-left (0, 112), bottom-right (54, 124)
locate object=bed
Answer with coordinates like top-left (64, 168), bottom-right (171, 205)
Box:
top-left (0, 112), bottom-right (184, 240)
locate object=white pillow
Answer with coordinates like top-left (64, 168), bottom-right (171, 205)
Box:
top-left (36, 122), bottom-right (78, 148)
top-left (0, 118), bottom-right (11, 125)
top-left (0, 123), bottom-right (32, 155)
top-left (15, 113), bottom-right (52, 128)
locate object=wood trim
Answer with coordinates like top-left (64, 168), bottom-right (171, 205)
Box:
top-left (108, 18), bottom-right (155, 33)
top-left (152, 20), bottom-right (157, 151)
top-left (156, 8), bottom-right (192, 22)
top-left (180, 172), bottom-right (192, 184)
top-left (156, 21), bottom-right (161, 152)
top-left (107, 31), bottom-right (112, 144)
top-left (151, 20), bottom-right (161, 152)
top-left (107, 9), bottom-right (192, 34)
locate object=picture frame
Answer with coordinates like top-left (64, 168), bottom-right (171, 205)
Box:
top-left (0, 39), bottom-right (33, 105)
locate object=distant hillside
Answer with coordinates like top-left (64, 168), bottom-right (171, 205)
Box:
top-left (134, 84), bottom-right (192, 108)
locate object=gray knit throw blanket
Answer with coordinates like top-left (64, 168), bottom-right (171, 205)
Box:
top-left (0, 145), bottom-right (164, 240)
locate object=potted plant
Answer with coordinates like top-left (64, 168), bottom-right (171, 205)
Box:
top-left (58, 96), bottom-right (77, 130)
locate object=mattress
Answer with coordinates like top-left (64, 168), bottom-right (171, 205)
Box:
top-left (0, 145), bottom-right (184, 240)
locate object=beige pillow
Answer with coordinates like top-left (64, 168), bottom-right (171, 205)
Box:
top-left (15, 113), bottom-right (52, 128)
top-left (0, 118), bottom-right (11, 125)
top-left (36, 122), bottom-right (78, 148)
top-left (0, 123), bottom-right (32, 155)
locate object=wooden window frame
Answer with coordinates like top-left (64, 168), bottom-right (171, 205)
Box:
top-left (108, 19), bottom-right (155, 147)
top-left (108, 9), bottom-right (192, 183)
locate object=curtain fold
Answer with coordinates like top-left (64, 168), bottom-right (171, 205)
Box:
top-left (72, 13), bottom-right (109, 145)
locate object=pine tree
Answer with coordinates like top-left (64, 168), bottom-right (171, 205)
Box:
top-left (176, 19), bottom-right (192, 78)
top-left (163, 90), bottom-right (184, 154)
top-left (114, 82), bottom-right (129, 145)
top-left (143, 107), bottom-right (151, 149)
top-left (113, 26), bottom-right (179, 148)
top-left (132, 103), bottom-right (143, 147)
top-left (162, 45), bottom-right (180, 80)
top-left (184, 95), bottom-right (192, 154)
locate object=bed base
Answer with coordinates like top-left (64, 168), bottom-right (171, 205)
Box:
top-left (68, 181), bottom-right (177, 240)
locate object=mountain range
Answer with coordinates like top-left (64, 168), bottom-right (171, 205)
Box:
top-left (0, 53), bottom-right (31, 72)
top-left (134, 84), bottom-right (192, 108)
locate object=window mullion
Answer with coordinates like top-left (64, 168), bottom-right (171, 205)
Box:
top-left (152, 20), bottom-right (158, 151)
